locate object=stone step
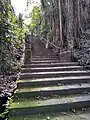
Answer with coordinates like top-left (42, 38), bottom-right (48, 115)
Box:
top-left (10, 94), bottom-right (90, 116)
top-left (21, 66), bottom-right (83, 73)
top-left (22, 62), bottom-right (79, 68)
top-left (31, 58), bottom-right (58, 61)
top-left (31, 56), bottom-right (57, 58)
top-left (18, 76), bottom-right (90, 88)
top-left (9, 109), bottom-right (90, 120)
top-left (31, 60), bottom-right (60, 64)
top-left (15, 83), bottom-right (90, 99)
top-left (20, 70), bottom-right (90, 79)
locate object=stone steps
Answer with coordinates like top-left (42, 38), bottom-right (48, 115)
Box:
top-left (10, 53), bottom-right (90, 119)
top-left (32, 57), bottom-right (58, 61)
top-left (15, 83), bottom-right (90, 99)
top-left (10, 94), bottom-right (90, 116)
top-left (22, 62), bottom-right (79, 68)
top-left (9, 109), bottom-right (90, 120)
top-left (21, 66), bottom-right (83, 73)
top-left (31, 60), bottom-right (60, 64)
top-left (20, 70), bottom-right (90, 79)
top-left (31, 56), bottom-right (57, 58)
top-left (17, 76), bottom-right (90, 88)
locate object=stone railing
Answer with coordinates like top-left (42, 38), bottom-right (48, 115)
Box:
top-left (24, 33), bottom-right (32, 65)
top-left (39, 36), bottom-right (72, 60)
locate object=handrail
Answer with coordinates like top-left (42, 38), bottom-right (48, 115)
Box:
top-left (40, 37), bottom-right (60, 50)
top-left (39, 36), bottom-right (71, 55)
top-left (59, 50), bottom-right (71, 55)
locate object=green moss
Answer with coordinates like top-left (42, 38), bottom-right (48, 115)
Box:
top-left (10, 100), bottom-right (39, 109)
top-left (9, 112), bottom-right (83, 120)
top-left (15, 87), bottom-right (41, 93)
top-left (17, 78), bottom-right (37, 83)
top-left (11, 95), bottom-right (77, 109)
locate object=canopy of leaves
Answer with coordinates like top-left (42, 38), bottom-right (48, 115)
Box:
top-left (28, 0), bottom-right (54, 39)
top-left (29, 6), bottom-right (42, 34)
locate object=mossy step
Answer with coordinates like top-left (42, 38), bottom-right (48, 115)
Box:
top-left (15, 83), bottom-right (90, 99)
top-left (20, 70), bottom-right (90, 79)
top-left (21, 66), bottom-right (83, 73)
top-left (9, 111), bottom-right (87, 120)
top-left (22, 62), bottom-right (78, 68)
top-left (18, 76), bottom-right (90, 88)
top-left (10, 94), bottom-right (90, 116)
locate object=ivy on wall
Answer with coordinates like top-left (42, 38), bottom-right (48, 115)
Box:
top-left (0, 0), bottom-right (25, 75)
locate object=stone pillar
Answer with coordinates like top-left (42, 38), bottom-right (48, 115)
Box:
top-left (24, 33), bottom-right (31, 64)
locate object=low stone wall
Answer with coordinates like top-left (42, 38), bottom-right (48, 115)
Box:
top-left (73, 38), bottom-right (90, 68)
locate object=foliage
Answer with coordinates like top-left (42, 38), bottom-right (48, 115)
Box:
top-left (28, 0), bottom-right (59, 42)
top-left (28, 6), bottom-right (42, 34)
top-left (0, 96), bottom-right (13, 119)
top-left (0, 0), bottom-right (25, 75)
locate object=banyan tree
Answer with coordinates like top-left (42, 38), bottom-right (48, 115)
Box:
top-left (27, 0), bottom-right (90, 66)
top-left (40, 0), bottom-right (90, 66)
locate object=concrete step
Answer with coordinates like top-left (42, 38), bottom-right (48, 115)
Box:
top-left (15, 83), bottom-right (90, 99)
top-left (21, 66), bottom-right (84, 73)
top-left (22, 62), bottom-right (79, 68)
top-left (31, 60), bottom-right (60, 64)
top-left (10, 94), bottom-right (90, 116)
top-left (18, 76), bottom-right (90, 88)
top-left (20, 70), bottom-right (90, 79)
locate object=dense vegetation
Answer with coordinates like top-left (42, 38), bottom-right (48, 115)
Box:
top-left (0, 1), bottom-right (26, 119)
top-left (0, 0), bottom-right (25, 75)
top-left (28, 0), bottom-right (90, 67)
top-left (28, 0), bottom-right (62, 48)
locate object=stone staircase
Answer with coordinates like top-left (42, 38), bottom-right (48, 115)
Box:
top-left (9, 53), bottom-right (90, 119)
